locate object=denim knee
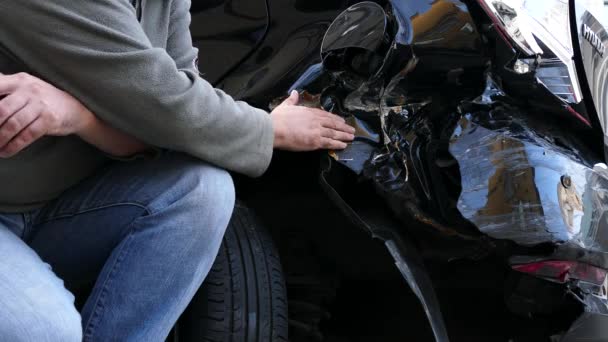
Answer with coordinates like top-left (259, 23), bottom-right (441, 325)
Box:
top-left (183, 164), bottom-right (235, 241)
top-left (157, 161), bottom-right (235, 248)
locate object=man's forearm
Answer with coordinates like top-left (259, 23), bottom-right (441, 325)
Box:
top-left (78, 115), bottom-right (148, 157)
top-left (0, 72), bottom-right (147, 159)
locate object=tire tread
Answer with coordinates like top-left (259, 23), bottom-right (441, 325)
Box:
top-left (179, 202), bottom-right (288, 342)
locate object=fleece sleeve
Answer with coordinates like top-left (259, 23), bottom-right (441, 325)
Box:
top-left (0, 0), bottom-right (274, 177)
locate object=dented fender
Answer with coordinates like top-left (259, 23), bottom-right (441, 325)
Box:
top-left (450, 80), bottom-right (608, 270)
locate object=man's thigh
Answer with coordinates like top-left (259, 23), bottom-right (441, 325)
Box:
top-left (26, 151), bottom-right (234, 295)
top-left (0, 219), bottom-right (81, 342)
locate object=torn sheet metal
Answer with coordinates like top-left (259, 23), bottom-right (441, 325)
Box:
top-left (329, 140), bottom-right (377, 174)
top-left (385, 239), bottom-right (450, 342)
top-left (319, 155), bottom-right (451, 342)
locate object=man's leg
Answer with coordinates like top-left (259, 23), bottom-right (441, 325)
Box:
top-left (0, 215), bottom-right (82, 342)
top-left (27, 152), bottom-right (235, 342)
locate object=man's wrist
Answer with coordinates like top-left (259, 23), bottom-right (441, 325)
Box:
top-left (273, 132), bottom-right (283, 149)
top-left (271, 118), bottom-right (285, 149)
top-left (75, 109), bottom-right (98, 138)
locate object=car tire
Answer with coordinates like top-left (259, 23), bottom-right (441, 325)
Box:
top-left (176, 202), bottom-right (288, 342)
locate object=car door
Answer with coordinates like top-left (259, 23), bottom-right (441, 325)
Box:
top-left (189, 0), bottom-right (269, 85)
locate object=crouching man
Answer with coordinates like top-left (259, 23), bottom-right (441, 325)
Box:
top-left (0, 0), bottom-right (355, 341)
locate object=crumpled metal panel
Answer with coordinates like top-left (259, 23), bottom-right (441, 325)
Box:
top-left (450, 78), bottom-right (608, 252)
top-left (276, 0), bottom-right (608, 336)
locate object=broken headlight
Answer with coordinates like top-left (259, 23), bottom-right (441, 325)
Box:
top-left (477, 0), bottom-right (586, 120)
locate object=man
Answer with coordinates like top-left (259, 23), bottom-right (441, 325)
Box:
top-left (0, 0), bottom-right (355, 341)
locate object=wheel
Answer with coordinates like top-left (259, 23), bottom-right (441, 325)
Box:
top-left (176, 202), bottom-right (288, 342)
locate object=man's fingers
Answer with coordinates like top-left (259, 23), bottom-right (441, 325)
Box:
top-left (314, 111), bottom-right (356, 134)
top-left (319, 137), bottom-right (348, 150)
top-left (0, 93), bottom-right (29, 125)
top-left (0, 73), bottom-right (29, 96)
top-left (0, 117), bottom-right (46, 158)
top-left (320, 117), bottom-right (356, 135)
top-left (315, 110), bottom-right (346, 122)
top-left (320, 127), bottom-right (355, 142)
top-left (0, 100), bottom-right (42, 148)
top-left (283, 90), bottom-right (300, 106)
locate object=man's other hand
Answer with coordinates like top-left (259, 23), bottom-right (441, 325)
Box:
top-left (271, 90), bottom-right (355, 151)
top-left (0, 73), bottom-right (94, 158)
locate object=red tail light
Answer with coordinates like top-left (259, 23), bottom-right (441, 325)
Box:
top-left (513, 260), bottom-right (607, 285)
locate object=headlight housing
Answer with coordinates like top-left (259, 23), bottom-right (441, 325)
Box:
top-left (477, 0), bottom-right (585, 119)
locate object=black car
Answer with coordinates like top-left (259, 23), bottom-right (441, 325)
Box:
top-left (171, 1), bottom-right (608, 341)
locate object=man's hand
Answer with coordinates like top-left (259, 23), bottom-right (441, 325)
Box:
top-left (0, 72), bottom-right (147, 158)
top-left (271, 90), bottom-right (355, 151)
top-left (0, 73), bottom-right (94, 158)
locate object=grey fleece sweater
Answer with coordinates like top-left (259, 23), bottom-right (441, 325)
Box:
top-left (0, 0), bottom-right (274, 212)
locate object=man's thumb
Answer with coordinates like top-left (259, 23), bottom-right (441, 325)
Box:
top-left (285, 90), bottom-right (299, 106)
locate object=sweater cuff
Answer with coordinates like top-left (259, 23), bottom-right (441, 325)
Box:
top-left (249, 108), bottom-right (274, 177)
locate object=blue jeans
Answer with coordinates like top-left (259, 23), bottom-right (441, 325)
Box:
top-left (0, 152), bottom-right (235, 341)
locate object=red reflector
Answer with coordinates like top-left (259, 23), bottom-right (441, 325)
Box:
top-left (565, 106), bottom-right (592, 126)
top-left (513, 260), bottom-right (607, 285)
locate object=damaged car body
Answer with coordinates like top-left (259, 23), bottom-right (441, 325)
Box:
top-left (267, 0), bottom-right (608, 340)
top-left (174, 0), bottom-right (608, 341)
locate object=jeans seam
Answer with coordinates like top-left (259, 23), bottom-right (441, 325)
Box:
top-left (35, 202), bottom-right (151, 225)
top-left (82, 224), bottom-right (138, 341)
